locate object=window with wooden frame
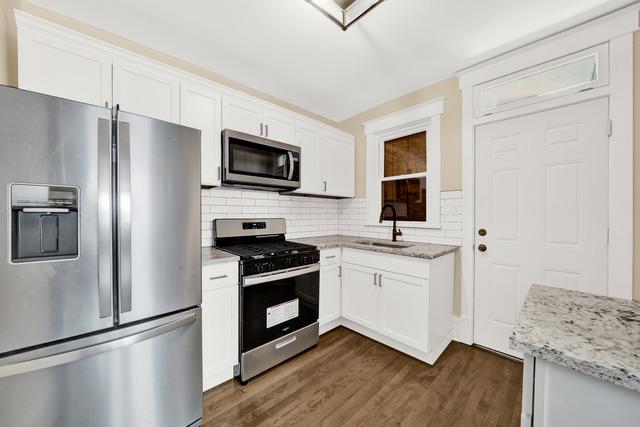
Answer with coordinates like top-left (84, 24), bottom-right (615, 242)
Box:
top-left (365, 98), bottom-right (443, 229)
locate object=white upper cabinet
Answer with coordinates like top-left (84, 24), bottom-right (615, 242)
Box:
top-left (180, 81), bottom-right (222, 187)
top-left (17, 25), bottom-right (111, 107)
top-left (322, 133), bottom-right (355, 197)
top-left (221, 95), bottom-right (264, 137)
top-left (15, 12), bottom-right (354, 192)
top-left (222, 96), bottom-right (295, 145)
top-left (113, 58), bottom-right (180, 123)
top-left (262, 108), bottom-right (295, 144)
top-left (294, 122), bottom-right (324, 194)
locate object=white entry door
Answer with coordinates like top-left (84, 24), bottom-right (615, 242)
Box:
top-left (474, 97), bottom-right (609, 356)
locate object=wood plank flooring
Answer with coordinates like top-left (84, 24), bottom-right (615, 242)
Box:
top-left (203, 327), bottom-right (523, 426)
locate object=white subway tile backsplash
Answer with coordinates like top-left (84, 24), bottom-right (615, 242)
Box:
top-left (200, 187), bottom-right (462, 247)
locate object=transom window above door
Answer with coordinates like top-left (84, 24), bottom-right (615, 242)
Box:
top-left (364, 98), bottom-right (443, 229)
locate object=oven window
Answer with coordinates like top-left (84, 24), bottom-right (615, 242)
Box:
top-left (229, 137), bottom-right (291, 179)
top-left (242, 270), bottom-right (319, 352)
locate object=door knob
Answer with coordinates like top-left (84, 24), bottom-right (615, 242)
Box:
top-left (478, 228), bottom-right (487, 236)
top-left (478, 244), bottom-right (487, 253)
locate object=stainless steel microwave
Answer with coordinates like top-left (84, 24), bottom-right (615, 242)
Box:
top-left (222, 129), bottom-right (301, 191)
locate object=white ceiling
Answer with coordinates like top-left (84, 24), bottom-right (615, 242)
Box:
top-left (30, 0), bottom-right (636, 122)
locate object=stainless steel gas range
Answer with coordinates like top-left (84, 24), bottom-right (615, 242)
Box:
top-left (213, 218), bottom-right (319, 383)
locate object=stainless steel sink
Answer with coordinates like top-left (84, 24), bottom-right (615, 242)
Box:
top-left (354, 240), bottom-right (411, 249)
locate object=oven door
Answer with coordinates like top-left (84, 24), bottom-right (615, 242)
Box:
top-left (241, 264), bottom-right (319, 352)
top-left (222, 129), bottom-right (300, 190)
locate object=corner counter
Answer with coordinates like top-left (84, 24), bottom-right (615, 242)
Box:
top-left (511, 284), bottom-right (640, 426)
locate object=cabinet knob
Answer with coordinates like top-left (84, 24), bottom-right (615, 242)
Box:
top-left (478, 244), bottom-right (487, 253)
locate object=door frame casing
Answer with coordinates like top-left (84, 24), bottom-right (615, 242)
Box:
top-left (455, 5), bottom-right (638, 345)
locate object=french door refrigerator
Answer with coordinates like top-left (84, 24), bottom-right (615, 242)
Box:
top-left (0, 85), bottom-right (203, 427)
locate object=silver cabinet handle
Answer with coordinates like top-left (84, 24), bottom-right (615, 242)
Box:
top-left (209, 275), bottom-right (228, 281)
top-left (0, 312), bottom-right (196, 378)
top-left (379, 274), bottom-right (383, 287)
top-left (217, 166), bottom-right (221, 181)
top-left (325, 255), bottom-right (336, 259)
top-left (117, 119), bottom-right (132, 314)
top-left (323, 181), bottom-right (327, 192)
top-left (373, 272), bottom-right (378, 286)
top-left (275, 335), bottom-right (296, 349)
top-left (265, 124), bottom-right (269, 138)
top-left (97, 118), bottom-right (112, 318)
top-left (338, 266), bottom-right (342, 278)
top-left (260, 123), bottom-right (264, 136)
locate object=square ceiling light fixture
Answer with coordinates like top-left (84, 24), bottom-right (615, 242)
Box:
top-left (306, 0), bottom-right (386, 31)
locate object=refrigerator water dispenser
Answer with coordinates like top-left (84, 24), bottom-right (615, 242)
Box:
top-left (10, 184), bottom-right (79, 262)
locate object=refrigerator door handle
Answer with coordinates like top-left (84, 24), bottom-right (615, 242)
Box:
top-left (0, 312), bottom-right (196, 379)
top-left (118, 120), bottom-right (133, 313)
top-left (97, 118), bottom-right (112, 318)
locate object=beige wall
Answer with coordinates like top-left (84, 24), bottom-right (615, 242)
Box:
top-left (336, 77), bottom-right (462, 198)
top-left (0, 1), bottom-right (337, 127)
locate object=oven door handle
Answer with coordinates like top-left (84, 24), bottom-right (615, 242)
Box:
top-left (243, 264), bottom-right (320, 287)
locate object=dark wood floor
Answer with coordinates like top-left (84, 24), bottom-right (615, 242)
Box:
top-left (203, 327), bottom-right (523, 426)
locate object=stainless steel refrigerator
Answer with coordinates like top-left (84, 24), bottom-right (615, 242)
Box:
top-left (0, 85), bottom-right (203, 427)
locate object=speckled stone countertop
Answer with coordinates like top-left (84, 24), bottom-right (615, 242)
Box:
top-left (202, 247), bottom-right (239, 266)
top-left (290, 235), bottom-right (458, 260)
top-left (510, 284), bottom-right (640, 392)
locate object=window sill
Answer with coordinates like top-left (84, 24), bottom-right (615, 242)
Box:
top-left (367, 220), bottom-right (442, 230)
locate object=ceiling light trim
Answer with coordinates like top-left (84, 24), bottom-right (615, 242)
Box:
top-left (306, 0), bottom-right (386, 31)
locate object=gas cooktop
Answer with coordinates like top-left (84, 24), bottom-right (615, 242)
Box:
top-left (219, 240), bottom-right (317, 260)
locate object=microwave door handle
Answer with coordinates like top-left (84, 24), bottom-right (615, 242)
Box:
top-left (288, 151), bottom-right (294, 180)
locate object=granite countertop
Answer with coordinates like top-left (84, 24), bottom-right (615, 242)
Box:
top-left (291, 235), bottom-right (458, 260)
top-left (202, 247), bottom-right (239, 266)
top-left (510, 284), bottom-right (640, 392)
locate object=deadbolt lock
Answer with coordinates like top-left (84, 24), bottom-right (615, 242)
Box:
top-left (478, 228), bottom-right (487, 236)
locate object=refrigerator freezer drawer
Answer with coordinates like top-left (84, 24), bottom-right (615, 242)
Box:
top-left (0, 308), bottom-right (203, 427)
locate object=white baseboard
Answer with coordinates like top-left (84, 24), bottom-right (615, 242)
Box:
top-left (319, 318), bottom-right (342, 335)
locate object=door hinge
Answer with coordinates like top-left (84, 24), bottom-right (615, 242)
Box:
top-left (233, 364), bottom-right (240, 377)
top-left (607, 119), bottom-right (613, 138)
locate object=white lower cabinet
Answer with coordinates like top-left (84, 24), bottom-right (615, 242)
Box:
top-left (340, 264), bottom-right (379, 330)
top-left (378, 272), bottom-right (429, 351)
top-left (340, 248), bottom-right (455, 364)
top-left (319, 266), bottom-right (341, 325)
top-left (201, 261), bottom-right (239, 392)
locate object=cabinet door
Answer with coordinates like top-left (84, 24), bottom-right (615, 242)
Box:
top-left (180, 81), bottom-right (222, 187)
top-left (263, 108), bottom-right (295, 144)
top-left (222, 95), bottom-right (263, 136)
top-left (341, 264), bottom-right (378, 330)
top-left (202, 285), bottom-right (238, 391)
top-left (17, 27), bottom-right (112, 107)
top-left (113, 58), bottom-right (180, 123)
top-left (319, 264), bottom-right (341, 326)
top-left (294, 122), bottom-right (324, 194)
top-left (322, 133), bottom-right (355, 197)
top-left (378, 272), bottom-right (429, 351)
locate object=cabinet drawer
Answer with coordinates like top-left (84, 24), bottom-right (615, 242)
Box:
top-left (342, 248), bottom-right (429, 279)
top-left (320, 248), bottom-right (341, 266)
top-left (202, 261), bottom-right (238, 292)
